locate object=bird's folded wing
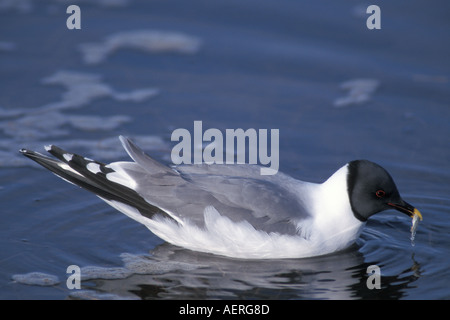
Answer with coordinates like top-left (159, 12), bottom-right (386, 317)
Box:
top-left (22, 137), bottom-right (312, 236)
top-left (119, 137), bottom-right (311, 235)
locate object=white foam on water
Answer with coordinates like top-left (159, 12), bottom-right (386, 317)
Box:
top-left (68, 289), bottom-right (138, 300)
top-left (80, 266), bottom-right (132, 280)
top-left (120, 252), bottom-right (201, 275)
top-left (39, 70), bottom-right (159, 112)
top-left (79, 30), bottom-right (202, 64)
top-left (11, 272), bottom-right (60, 286)
top-left (0, 111), bottom-right (131, 140)
top-left (0, 134), bottom-right (168, 167)
top-left (0, 70), bottom-right (164, 167)
top-left (66, 115), bottom-right (131, 131)
top-left (333, 79), bottom-right (379, 108)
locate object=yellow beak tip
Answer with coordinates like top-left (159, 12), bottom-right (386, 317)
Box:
top-left (413, 208), bottom-right (423, 221)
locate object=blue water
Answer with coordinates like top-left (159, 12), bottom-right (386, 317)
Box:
top-left (1, 0), bottom-right (449, 299)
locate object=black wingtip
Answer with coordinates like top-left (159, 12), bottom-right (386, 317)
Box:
top-left (19, 148), bottom-right (44, 159)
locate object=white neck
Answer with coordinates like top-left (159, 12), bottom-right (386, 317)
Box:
top-left (307, 164), bottom-right (365, 251)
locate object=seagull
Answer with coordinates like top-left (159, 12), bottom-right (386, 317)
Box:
top-left (20, 136), bottom-right (422, 259)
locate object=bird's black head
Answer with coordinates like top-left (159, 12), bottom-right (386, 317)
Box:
top-left (347, 160), bottom-right (422, 222)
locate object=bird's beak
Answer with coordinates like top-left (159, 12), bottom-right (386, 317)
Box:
top-left (388, 200), bottom-right (423, 221)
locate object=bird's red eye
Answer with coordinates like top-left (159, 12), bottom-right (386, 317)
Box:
top-left (376, 190), bottom-right (385, 198)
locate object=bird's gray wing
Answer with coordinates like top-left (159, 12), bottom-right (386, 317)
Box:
top-left (22, 137), bottom-right (311, 236)
top-left (119, 137), bottom-right (312, 235)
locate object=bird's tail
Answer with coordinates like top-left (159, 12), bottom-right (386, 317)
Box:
top-left (20, 144), bottom-right (171, 221)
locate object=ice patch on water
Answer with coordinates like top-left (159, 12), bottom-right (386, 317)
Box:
top-left (79, 30), bottom-right (202, 65)
top-left (12, 272), bottom-right (60, 286)
top-left (333, 79), bottom-right (379, 108)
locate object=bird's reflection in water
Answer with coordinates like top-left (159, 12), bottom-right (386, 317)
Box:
top-left (69, 241), bottom-right (422, 300)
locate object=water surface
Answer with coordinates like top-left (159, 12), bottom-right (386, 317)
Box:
top-left (1, 0), bottom-right (449, 300)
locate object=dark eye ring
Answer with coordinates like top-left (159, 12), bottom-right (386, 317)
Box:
top-left (376, 190), bottom-right (386, 198)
